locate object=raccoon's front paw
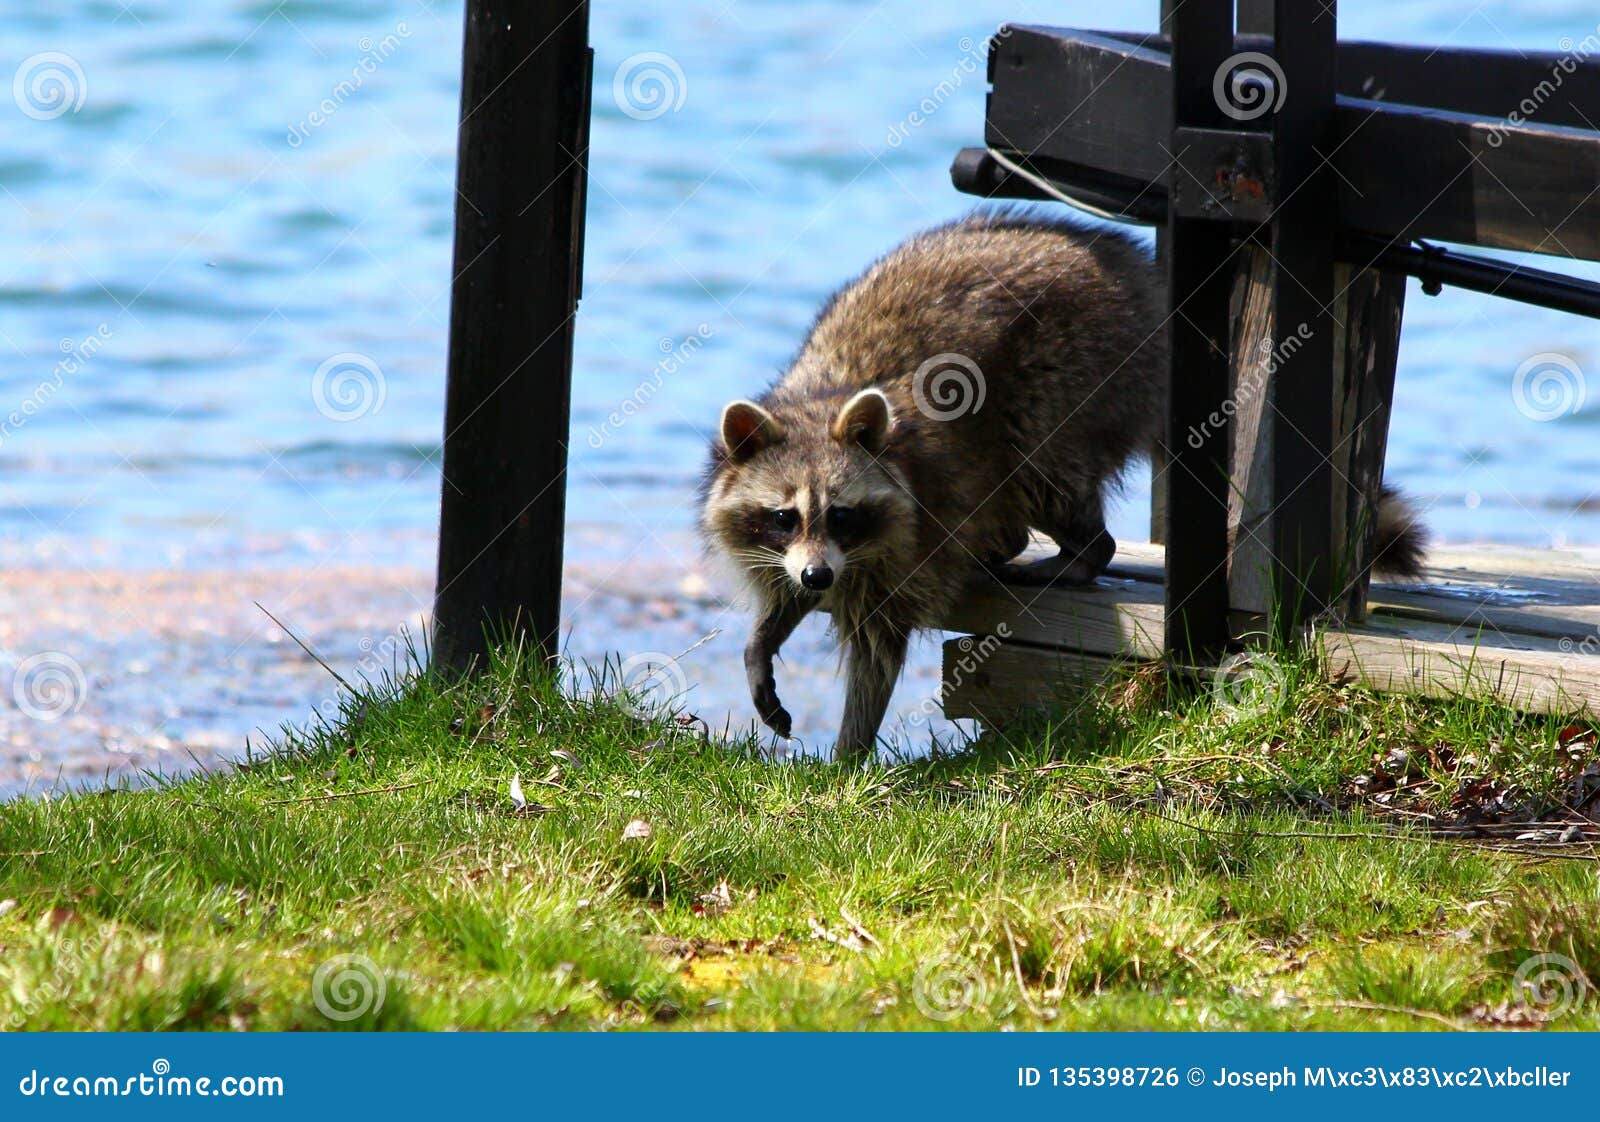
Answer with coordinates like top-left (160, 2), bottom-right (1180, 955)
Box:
top-left (752, 683), bottom-right (792, 738)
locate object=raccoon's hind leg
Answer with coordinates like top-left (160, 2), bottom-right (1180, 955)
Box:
top-left (835, 621), bottom-right (910, 764)
top-left (993, 489), bottom-right (1115, 587)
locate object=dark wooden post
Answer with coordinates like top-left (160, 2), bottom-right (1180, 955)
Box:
top-left (1162, 0), bottom-right (1236, 658)
top-left (433, 0), bottom-right (592, 674)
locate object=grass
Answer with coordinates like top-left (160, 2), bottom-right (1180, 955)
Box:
top-left (0, 642), bottom-right (1597, 1031)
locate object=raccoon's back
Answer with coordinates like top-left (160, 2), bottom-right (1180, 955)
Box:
top-left (783, 213), bottom-right (1163, 402)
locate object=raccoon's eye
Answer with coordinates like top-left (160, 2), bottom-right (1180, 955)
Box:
top-left (825, 506), bottom-right (857, 534)
top-left (770, 508), bottom-right (799, 533)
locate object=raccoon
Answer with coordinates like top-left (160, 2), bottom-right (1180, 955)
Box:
top-left (700, 213), bottom-right (1424, 761)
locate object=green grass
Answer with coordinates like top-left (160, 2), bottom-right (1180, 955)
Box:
top-left (1, 643), bottom-right (1597, 1031)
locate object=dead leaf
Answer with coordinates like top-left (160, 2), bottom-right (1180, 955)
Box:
top-left (509, 773), bottom-right (526, 811)
top-left (623, 818), bottom-right (653, 840)
top-left (694, 879), bottom-right (734, 917)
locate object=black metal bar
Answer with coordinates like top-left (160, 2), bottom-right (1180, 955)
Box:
top-left (1163, 0), bottom-right (1236, 658)
top-left (1345, 235), bottom-right (1600, 320)
top-left (433, 0), bottom-right (592, 674)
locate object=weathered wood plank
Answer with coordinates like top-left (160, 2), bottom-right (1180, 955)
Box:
top-left (985, 25), bottom-right (1600, 261)
top-left (941, 639), bottom-right (1124, 723)
top-left (944, 614), bottom-right (1600, 725)
top-left (949, 541), bottom-right (1600, 658)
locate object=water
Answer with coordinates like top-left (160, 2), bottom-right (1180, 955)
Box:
top-left (1, 1), bottom-right (1598, 787)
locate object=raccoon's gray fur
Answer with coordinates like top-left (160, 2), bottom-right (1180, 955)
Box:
top-left (701, 213), bottom-right (1423, 761)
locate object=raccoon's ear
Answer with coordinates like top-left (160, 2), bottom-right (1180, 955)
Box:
top-left (719, 400), bottom-right (785, 461)
top-left (831, 388), bottom-right (894, 454)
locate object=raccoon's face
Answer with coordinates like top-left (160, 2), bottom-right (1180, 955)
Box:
top-left (703, 389), bottom-right (917, 597)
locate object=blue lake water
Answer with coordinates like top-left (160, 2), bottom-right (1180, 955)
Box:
top-left (2, 1), bottom-right (1599, 778)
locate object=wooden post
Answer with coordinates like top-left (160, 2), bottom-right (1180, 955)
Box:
top-left (1258, 0), bottom-right (1338, 639)
top-left (1162, 0), bottom-right (1236, 658)
top-left (1226, 251), bottom-right (1405, 630)
top-left (1148, 0), bottom-right (1179, 547)
top-left (433, 0), bottom-right (592, 674)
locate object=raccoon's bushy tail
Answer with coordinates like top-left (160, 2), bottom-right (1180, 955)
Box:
top-left (1372, 485), bottom-right (1428, 580)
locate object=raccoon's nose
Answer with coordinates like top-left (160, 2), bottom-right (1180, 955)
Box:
top-left (800, 565), bottom-right (834, 591)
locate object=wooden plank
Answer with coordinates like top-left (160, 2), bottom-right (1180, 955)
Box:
top-left (985, 26), bottom-right (1600, 261)
top-left (944, 616), bottom-right (1600, 725)
top-left (946, 541), bottom-right (1600, 659)
top-left (1321, 617), bottom-right (1600, 718)
top-left (433, 0), bottom-right (592, 672)
top-left (941, 639), bottom-right (1123, 723)
top-left (944, 572), bottom-right (1164, 659)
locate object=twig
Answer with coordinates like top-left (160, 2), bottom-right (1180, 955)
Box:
top-left (265, 781), bottom-right (422, 807)
top-left (1307, 998), bottom-right (1467, 1030)
top-left (255, 602), bottom-right (354, 693)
